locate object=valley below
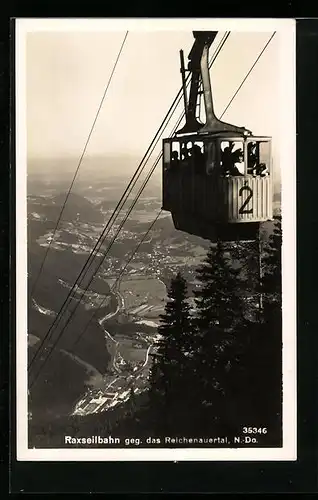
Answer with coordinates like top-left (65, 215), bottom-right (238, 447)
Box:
top-left (26, 173), bottom-right (280, 446)
top-left (27, 175), bottom-right (212, 439)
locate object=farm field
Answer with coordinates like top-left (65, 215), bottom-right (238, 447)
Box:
top-left (117, 334), bottom-right (149, 364)
top-left (119, 276), bottom-right (167, 312)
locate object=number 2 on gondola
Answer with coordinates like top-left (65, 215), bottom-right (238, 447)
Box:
top-left (239, 185), bottom-right (253, 214)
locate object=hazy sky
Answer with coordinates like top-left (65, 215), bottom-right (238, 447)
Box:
top-left (24, 25), bottom-right (287, 182)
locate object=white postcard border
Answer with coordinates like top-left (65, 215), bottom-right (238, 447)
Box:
top-left (15, 18), bottom-right (297, 461)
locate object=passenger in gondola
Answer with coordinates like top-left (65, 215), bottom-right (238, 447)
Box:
top-left (230, 150), bottom-right (244, 176)
top-left (257, 162), bottom-right (269, 177)
top-left (222, 143), bottom-right (234, 177)
top-left (247, 142), bottom-right (258, 176)
top-left (205, 142), bottom-right (216, 175)
top-left (170, 151), bottom-right (180, 171)
top-left (181, 146), bottom-right (190, 166)
top-left (192, 144), bottom-right (205, 174)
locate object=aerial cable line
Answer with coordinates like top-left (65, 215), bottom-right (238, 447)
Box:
top-left (29, 145), bottom-right (166, 388)
top-left (68, 31), bottom-right (278, 347)
top-left (69, 109), bottom-right (194, 350)
top-left (28, 33), bottom-right (230, 381)
top-left (30, 31), bottom-right (129, 298)
top-left (29, 111), bottom-right (184, 388)
top-left (27, 79), bottom-right (185, 371)
top-left (29, 149), bottom-right (168, 387)
top-left (28, 33), bottom-right (231, 381)
top-left (71, 208), bottom-right (163, 350)
top-left (30, 92), bottom-right (195, 387)
top-left (28, 31), bottom-right (230, 373)
top-left (221, 32), bottom-right (276, 118)
top-left (27, 83), bottom-right (185, 372)
top-left (67, 105), bottom-right (192, 352)
top-left (31, 31), bottom-right (275, 387)
top-left (29, 168), bottom-right (161, 387)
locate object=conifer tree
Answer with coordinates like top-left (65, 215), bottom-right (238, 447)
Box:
top-left (262, 215), bottom-right (282, 315)
top-left (230, 237), bottom-right (265, 322)
top-left (148, 272), bottom-right (193, 435)
top-left (192, 240), bottom-right (246, 433)
top-left (259, 214), bottom-right (283, 436)
top-left (230, 216), bottom-right (283, 438)
top-left (194, 240), bottom-right (243, 331)
top-left (128, 385), bottom-right (136, 414)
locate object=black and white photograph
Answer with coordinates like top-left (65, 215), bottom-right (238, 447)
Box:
top-left (16, 18), bottom-right (296, 461)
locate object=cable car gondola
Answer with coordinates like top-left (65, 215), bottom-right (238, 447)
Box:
top-left (162, 31), bottom-right (273, 242)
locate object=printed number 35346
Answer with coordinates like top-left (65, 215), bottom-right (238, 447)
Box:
top-left (242, 427), bottom-right (268, 435)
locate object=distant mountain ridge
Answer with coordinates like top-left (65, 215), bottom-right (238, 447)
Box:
top-left (52, 192), bottom-right (103, 222)
top-left (28, 191), bottom-right (104, 224)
